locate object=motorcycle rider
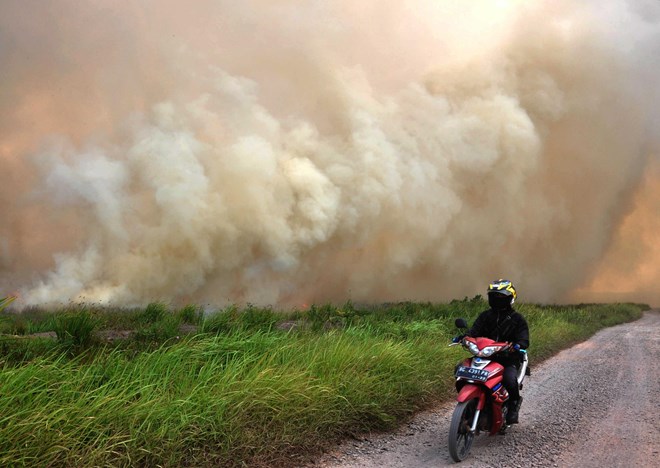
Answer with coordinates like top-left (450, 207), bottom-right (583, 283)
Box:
top-left (466, 279), bottom-right (529, 424)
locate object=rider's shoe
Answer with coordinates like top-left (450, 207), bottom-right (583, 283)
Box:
top-left (506, 397), bottom-right (523, 425)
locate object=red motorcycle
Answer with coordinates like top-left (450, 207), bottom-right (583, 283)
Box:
top-left (447, 318), bottom-right (529, 462)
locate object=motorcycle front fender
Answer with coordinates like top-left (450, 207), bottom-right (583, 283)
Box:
top-left (456, 383), bottom-right (487, 410)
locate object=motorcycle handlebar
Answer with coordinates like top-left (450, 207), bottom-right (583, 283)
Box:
top-left (447, 338), bottom-right (527, 354)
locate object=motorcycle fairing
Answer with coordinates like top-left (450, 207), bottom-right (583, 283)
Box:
top-left (455, 358), bottom-right (506, 390)
top-left (474, 337), bottom-right (508, 349)
top-left (455, 358), bottom-right (509, 434)
top-left (456, 383), bottom-right (487, 410)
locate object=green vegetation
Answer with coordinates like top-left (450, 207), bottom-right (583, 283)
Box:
top-left (0, 300), bottom-right (648, 467)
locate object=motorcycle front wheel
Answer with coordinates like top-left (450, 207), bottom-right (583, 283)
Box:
top-left (448, 398), bottom-right (478, 462)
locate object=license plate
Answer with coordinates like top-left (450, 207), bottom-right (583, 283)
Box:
top-left (456, 366), bottom-right (489, 382)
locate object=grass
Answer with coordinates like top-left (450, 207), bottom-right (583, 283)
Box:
top-left (52, 309), bottom-right (98, 351)
top-left (0, 300), bottom-right (649, 466)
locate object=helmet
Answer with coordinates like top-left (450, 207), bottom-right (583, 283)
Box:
top-left (487, 279), bottom-right (516, 311)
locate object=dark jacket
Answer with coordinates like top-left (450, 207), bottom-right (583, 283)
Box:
top-left (467, 308), bottom-right (530, 364)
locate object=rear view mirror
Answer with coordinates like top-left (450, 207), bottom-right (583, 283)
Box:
top-left (455, 318), bottom-right (468, 329)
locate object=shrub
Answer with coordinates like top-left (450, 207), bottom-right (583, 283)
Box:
top-left (138, 303), bottom-right (169, 324)
top-left (238, 305), bottom-right (278, 332)
top-left (135, 314), bottom-right (182, 343)
top-left (201, 305), bottom-right (239, 334)
top-left (53, 310), bottom-right (98, 350)
top-left (177, 304), bottom-right (203, 325)
top-left (306, 303), bottom-right (337, 331)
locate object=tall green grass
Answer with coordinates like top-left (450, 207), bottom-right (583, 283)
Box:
top-left (52, 309), bottom-right (98, 351)
top-left (0, 301), bottom-right (647, 466)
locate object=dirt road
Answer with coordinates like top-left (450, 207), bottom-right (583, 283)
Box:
top-left (307, 311), bottom-right (659, 467)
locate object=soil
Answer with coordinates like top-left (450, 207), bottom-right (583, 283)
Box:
top-left (303, 310), bottom-right (660, 468)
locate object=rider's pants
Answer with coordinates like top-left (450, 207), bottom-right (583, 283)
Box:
top-left (502, 365), bottom-right (519, 403)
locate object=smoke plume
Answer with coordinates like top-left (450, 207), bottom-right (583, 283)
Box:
top-left (1, 0), bottom-right (659, 307)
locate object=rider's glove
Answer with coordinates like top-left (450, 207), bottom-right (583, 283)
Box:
top-left (512, 343), bottom-right (521, 352)
top-left (452, 334), bottom-right (465, 343)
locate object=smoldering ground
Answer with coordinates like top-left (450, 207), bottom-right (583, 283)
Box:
top-left (1, 0), bottom-right (658, 307)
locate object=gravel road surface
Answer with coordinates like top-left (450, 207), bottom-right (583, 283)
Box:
top-left (305, 311), bottom-right (659, 468)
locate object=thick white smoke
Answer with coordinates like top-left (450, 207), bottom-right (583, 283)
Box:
top-left (1, 0), bottom-right (658, 307)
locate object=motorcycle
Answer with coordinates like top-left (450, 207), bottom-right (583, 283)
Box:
top-left (447, 318), bottom-right (529, 462)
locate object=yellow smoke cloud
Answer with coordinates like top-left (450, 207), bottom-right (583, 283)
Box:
top-left (572, 163), bottom-right (660, 306)
top-left (1, 0), bottom-right (658, 307)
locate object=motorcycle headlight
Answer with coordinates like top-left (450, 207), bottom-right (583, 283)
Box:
top-left (480, 346), bottom-right (500, 357)
top-left (465, 341), bottom-right (480, 355)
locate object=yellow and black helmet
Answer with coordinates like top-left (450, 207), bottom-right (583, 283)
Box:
top-left (488, 279), bottom-right (517, 298)
top-left (487, 279), bottom-right (517, 309)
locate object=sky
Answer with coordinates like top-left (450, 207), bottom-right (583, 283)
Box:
top-left (1, 0), bottom-right (658, 307)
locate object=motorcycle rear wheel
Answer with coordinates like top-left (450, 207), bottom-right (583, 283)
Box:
top-left (448, 398), bottom-right (478, 462)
